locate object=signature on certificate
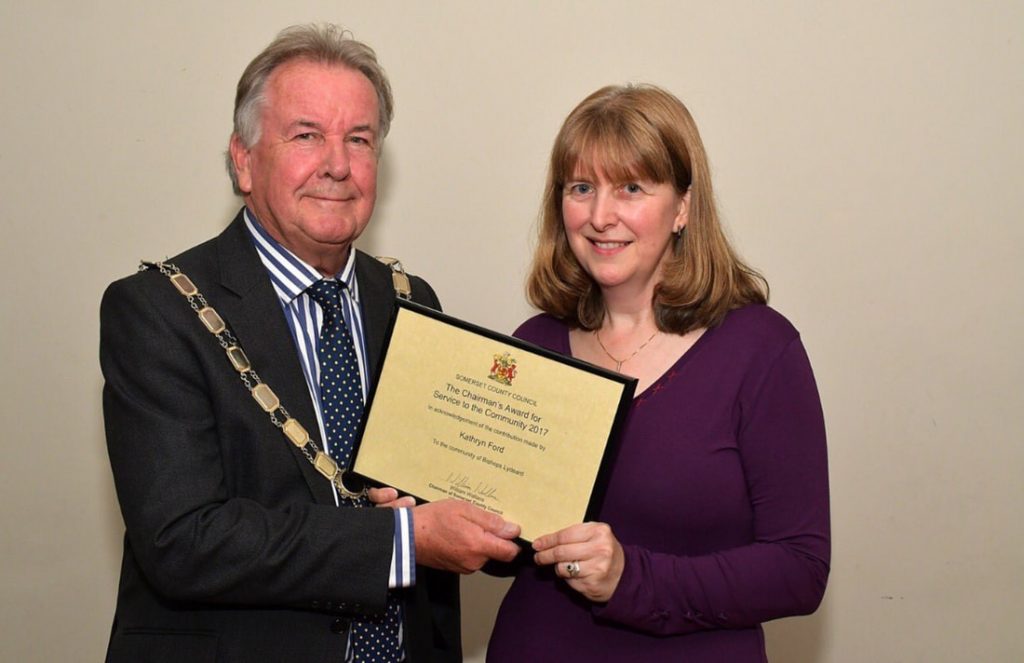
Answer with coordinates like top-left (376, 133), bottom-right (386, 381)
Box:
top-left (446, 472), bottom-right (500, 502)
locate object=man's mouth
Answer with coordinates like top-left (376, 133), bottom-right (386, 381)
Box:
top-left (309, 195), bottom-right (354, 203)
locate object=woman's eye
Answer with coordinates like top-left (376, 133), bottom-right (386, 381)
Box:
top-left (568, 183), bottom-right (593, 195)
top-left (624, 182), bottom-right (644, 194)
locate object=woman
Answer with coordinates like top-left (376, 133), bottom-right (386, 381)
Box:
top-left (487, 85), bottom-right (830, 661)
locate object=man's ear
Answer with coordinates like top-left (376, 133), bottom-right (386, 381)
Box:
top-left (229, 133), bottom-right (253, 194)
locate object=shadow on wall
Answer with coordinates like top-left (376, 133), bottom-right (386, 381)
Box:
top-left (461, 573), bottom-right (513, 660)
top-left (764, 597), bottom-right (830, 662)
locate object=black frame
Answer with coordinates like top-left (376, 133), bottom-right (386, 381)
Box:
top-left (350, 299), bottom-right (636, 543)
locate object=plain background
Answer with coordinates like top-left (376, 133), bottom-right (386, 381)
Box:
top-left (2, 1), bottom-right (1022, 661)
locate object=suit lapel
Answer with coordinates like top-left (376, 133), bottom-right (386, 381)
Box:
top-left (214, 213), bottom-right (336, 505)
top-left (354, 251), bottom-right (397, 381)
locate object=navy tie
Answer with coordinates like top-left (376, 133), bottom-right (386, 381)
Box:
top-left (307, 279), bottom-right (403, 663)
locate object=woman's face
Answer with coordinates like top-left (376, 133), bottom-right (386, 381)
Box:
top-left (562, 166), bottom-right (688, 301)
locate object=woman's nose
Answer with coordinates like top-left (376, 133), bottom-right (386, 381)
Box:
top-left (590, 192), bottom-right (618, 231)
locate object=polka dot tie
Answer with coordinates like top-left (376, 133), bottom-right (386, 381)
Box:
top-left (307, 279), bottom-right (404, 663)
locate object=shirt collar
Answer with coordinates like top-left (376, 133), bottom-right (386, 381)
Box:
top-left (243, 208), bottom-right (359, 305)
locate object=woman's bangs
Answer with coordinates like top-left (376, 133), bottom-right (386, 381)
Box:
top-left (558, 115), bottom-right (671, 185)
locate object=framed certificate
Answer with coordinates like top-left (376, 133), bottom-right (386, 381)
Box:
top-left (350, 300), bottom-right (636, 543)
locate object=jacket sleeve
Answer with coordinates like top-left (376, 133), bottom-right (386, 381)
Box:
top-left (101, 272), bottom-right (395, 613)
top-left (593, 337), bottom-right (830, 634)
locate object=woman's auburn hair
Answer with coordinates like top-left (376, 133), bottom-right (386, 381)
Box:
top-left (526, 84), bottom-right (768, 333)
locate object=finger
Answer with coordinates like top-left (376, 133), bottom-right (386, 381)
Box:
top-left (464, 504), bottom-right (521, 540)
top-left (494, 520), bottom-right (521, 539)
top-left (555, 559), bottom-right (584, 580)
top-left (533, 542), bottom-right (593, 568)
top-left (367, 487), bottom-right (399, 504)
top-left (482, 536), bottom-right (522, 563)
top-left (532, 523), bottom-right (593, 551)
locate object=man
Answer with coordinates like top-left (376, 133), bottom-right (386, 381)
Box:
top-left (101, 24), bottom-right (520, 662)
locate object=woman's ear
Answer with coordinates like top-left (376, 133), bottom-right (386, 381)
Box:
top-left (673, 188), bottom-right (691, 233)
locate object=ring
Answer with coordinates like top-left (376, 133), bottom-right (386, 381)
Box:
top-left (566, 560), bottom-right (580, 578)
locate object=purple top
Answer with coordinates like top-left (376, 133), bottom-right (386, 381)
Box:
top-left (487, 305), bottom-right (829, 662)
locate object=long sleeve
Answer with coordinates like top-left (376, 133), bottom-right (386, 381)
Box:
top-left (594, 336), bottom-right (830, 634)
top-left (489, 307), bottom-right (829, 660)
top-left (101, 270), bottom-right (395, 613)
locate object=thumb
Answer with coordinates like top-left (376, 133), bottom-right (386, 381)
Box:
top-left (486, 517), bottom-right (521, 540)
top-left (460, 504), bottom-right (520, 541)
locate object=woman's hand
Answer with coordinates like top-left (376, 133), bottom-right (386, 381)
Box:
top-left (532, 522), bottom-right (625, 603)
top-left (367, 486), bottom-right (416, 509)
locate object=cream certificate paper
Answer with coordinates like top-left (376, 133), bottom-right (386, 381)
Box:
top-left (352, 302), bottom-right (635, 542)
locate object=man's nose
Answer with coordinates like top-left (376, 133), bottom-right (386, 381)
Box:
top-left (321, 139), bottom-right (351, 180)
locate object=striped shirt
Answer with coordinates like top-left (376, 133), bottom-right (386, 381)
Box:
top-left (244, 209), bottom-right (415, 589)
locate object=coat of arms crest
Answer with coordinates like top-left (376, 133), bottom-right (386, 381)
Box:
top-left (488, 351), bottom-right (518, 386)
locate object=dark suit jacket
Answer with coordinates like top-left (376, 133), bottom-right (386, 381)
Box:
top-left (101, 212), bottom-right (460, 662)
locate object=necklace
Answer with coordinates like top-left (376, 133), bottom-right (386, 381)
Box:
top-left (594, 327), bottom-right (660, 372)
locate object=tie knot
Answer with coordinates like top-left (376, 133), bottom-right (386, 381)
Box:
top-left (307, 279), bottom-right (344, 315)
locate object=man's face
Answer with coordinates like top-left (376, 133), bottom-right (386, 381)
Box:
top-left (231, 59), bottom-right (380, 274)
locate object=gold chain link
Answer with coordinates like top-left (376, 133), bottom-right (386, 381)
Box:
top-left (140, 260), bottom-right (367, 499)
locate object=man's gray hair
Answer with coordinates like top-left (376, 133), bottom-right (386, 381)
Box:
top-left (225, 24), bottom-right (395, 194)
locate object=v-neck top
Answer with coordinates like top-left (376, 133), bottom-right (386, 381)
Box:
top-left (561, 321), bottom-right (712, 401)
top-left (487, 304), bottom-right (830, 662)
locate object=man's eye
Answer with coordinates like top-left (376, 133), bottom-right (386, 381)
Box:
top-left (294, 132), bottom-right (318, 141)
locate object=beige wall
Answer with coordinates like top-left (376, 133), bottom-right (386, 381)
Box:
top-left (2, 1), bottom-right (1022, 660)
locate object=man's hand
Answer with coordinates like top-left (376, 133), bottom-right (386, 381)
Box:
top-left (413, 499), bottom-right (521, 574)
top-left (368, 486), bottom-right (416, 509)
